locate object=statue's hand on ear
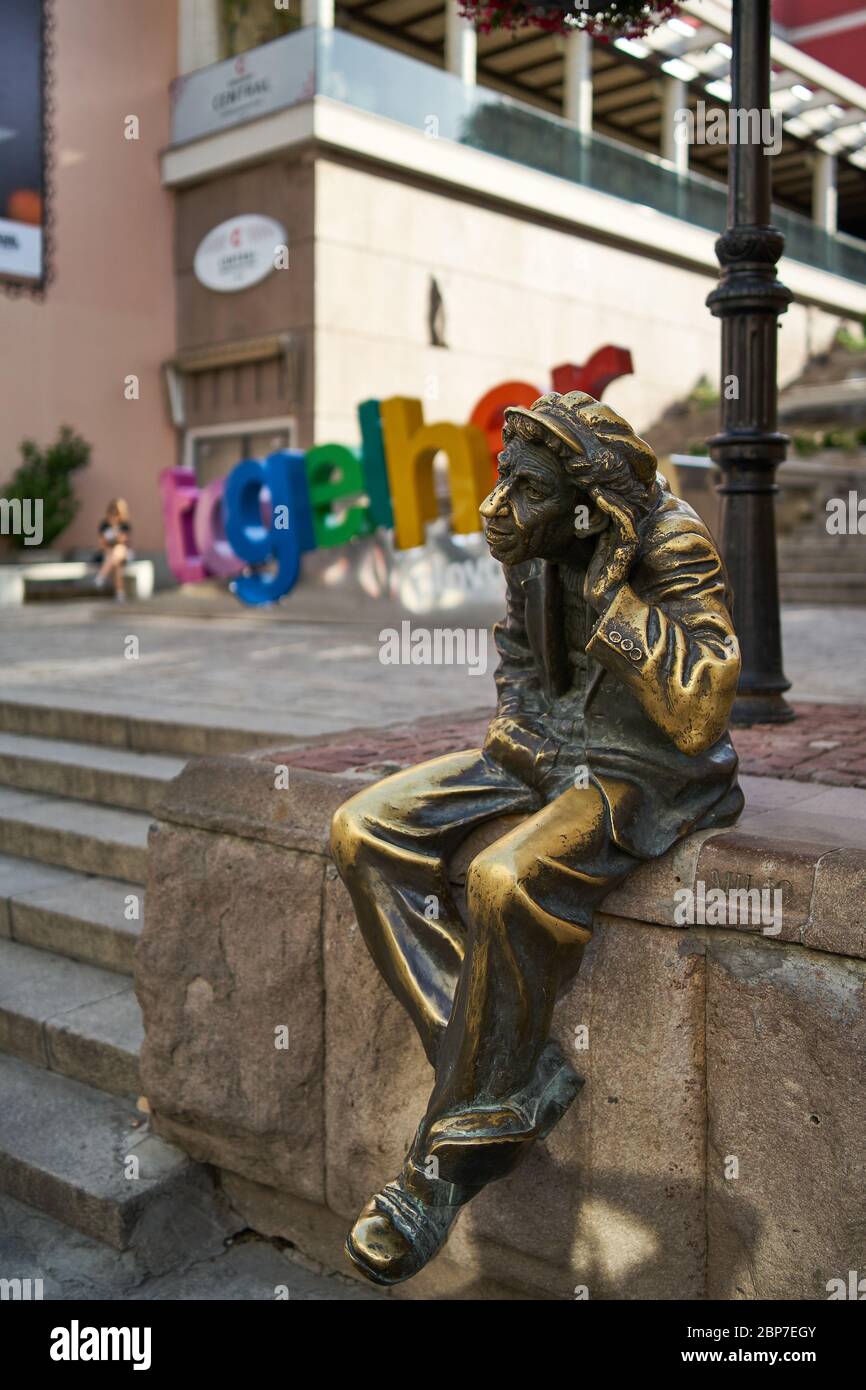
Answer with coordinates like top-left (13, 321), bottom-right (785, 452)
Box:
top-left (583, 489), bottom-right (640, 613)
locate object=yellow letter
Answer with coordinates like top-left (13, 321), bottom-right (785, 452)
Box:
top-left (380, 397), bottom-right (490, 550)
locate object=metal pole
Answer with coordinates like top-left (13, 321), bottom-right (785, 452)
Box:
top-left (706, 0), bottom-right (794, 725)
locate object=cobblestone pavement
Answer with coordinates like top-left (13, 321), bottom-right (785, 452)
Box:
top-left (734, 702), bottom-right (866, 787)
top-left (276, 702), bottom-right (866, 791)
top-left (0, 599), bottom-right (862, 741)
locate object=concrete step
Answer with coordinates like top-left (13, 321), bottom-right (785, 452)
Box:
top-left (778, 548), bottom-right (866, 559)
top-left (0, 938), bottom-right (141, 1096)
top-left (0, 697), bottom-right (283, 757)
top-left (779, 574), bottom-right (866, 587)
top-left (0, 730), bottom-right (184, 813)
top-left (778, 556), bottom-right (866, 568)
top-left (0, 854), bottom-right (141, 975)
top-left (0, 1054), bottom-right (232, 1267)
top-left (778, 538), bottom-right (866, 553)
top-left (779, 561), bottom-right (866, 578)
top-left (0, 1191), bottom-right (382, 1301)
top-left (780, 580), bottom-right (866, 604)
top-left (779, 553), bottom-right (866, 571)
top-left (0, 787), bottom-right (150, 881)
top-left (780, 597), bottom-right (866, 608)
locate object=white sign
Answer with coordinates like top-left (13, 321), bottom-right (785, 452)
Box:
top-left (170, 31), bottom-right (315, 146)
top-left (0, 217), bottom-right (42, 281)
top-left (193, 214), bottom-right (287, 293)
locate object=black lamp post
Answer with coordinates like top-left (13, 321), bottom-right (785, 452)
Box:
top-left (707, 0), bottom-right (794, 725)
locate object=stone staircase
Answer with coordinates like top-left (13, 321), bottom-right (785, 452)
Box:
top-left (776, 455), bottom-right (866, 605)
top-left (672, 453), bottom-right (866, 606)
top-left (778, 533), bottom-right (866, 605)
top-left (0, 703), bottom-right (268, 1291)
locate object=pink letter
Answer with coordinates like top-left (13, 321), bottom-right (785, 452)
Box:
top-left (194, 478), bottom-right (244, 578)
top-left (159, 467), bottom-right (207, 584)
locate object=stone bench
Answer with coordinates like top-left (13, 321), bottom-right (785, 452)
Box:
top-left (0, 559), bottom-right (155, 605)
top-left (136, 737), bottom-right (866, 1301)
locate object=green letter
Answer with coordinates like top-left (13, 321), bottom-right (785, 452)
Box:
top-left (304, 443), bottom-right (371, 549)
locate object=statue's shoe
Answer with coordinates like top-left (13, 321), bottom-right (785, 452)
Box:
top-left (425, 1042), bottom-right (584, 1188)
top-left (346, 1045), bottom-right (584, 1285)
top-left (345, 1161), bottom-right (466, 1286)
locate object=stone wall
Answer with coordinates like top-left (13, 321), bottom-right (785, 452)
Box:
top-left (136, 750), bottom-right (866, 1300)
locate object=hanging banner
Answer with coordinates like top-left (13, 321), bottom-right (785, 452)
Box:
top-left (0, 0), bottom-right (46, 290)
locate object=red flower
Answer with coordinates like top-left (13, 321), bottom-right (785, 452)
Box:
top-left (456, 1), bottom-right (680, 39)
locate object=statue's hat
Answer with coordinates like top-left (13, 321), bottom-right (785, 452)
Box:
top-left (503, 391), bottom-right (656, 486)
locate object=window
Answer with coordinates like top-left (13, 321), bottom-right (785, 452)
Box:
top-left (186, 419), bottom-right (294, 487)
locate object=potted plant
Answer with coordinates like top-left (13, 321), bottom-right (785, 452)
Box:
top-left (458, 1), bottom-right (680, 38)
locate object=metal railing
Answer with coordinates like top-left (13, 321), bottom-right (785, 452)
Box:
top-left (170, 26), bottom-right (866, 287)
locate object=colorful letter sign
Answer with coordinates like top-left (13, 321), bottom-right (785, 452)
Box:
top-left (161, 348), bottom-right (633, 605)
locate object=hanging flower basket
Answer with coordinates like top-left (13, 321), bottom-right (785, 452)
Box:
top-left (458, 1), bottom-right (680, 38)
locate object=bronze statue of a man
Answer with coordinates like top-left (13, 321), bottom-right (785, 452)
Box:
top-left (331, 390), bottom-right (743, 1286)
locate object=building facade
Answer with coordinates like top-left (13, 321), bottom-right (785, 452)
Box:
top-left (2, 0), bottom-right (866, 554)
top-left (0, 0), bottom-right (177, 553)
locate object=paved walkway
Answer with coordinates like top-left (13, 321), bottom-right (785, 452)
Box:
top-left (735, 701), bottom-right (866, 787)
top-left (0, 601), bottom-right (491, 741)
top-left (279, 703), bottom-right (866, 794)
top-left (0, 597), bottom-right (862, 742)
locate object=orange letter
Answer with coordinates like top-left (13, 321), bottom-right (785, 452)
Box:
top-left (469, 380), bottom-right (540, 481)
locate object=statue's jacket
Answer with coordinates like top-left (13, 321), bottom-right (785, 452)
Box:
top-left (493, 480), bottom-right (744, 860)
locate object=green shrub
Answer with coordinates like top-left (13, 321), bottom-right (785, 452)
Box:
top-left (220, 0), bottom-right (298, 56)
top-left (2, 426), bottom-right (90, 549)
top-left (688, 375), bottom-right (720, 407)
top-left (791, 431), bottom-right (820, 457)
top-left (836, 318), bottom-right (866, 352)
top-left (823, 428), bottom-right (858, 451)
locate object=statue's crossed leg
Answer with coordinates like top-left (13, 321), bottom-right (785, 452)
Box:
top-left (331, 747), bottom-right (640, 1285)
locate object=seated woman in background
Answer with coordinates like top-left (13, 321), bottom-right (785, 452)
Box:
top-left (94, 498), bottom-right (133, 601)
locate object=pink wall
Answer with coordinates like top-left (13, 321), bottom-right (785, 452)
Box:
top-left (0, 0), bottom-right (178, 552)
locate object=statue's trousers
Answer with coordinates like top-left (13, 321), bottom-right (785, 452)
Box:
top-left (331, 747), bottom-right (640, 1187)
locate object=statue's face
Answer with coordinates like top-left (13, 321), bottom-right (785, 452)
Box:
top-left (480, 434), bottom-right (607, 565)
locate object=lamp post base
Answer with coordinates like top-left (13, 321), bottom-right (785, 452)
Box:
top-left (730, 691), bottom-right (795, 727)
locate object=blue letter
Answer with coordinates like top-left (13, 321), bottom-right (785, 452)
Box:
top-left (223, 450), bottom-right (314, 605)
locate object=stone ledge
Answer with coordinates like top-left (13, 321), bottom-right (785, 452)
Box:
top-left (136, 736), bottom-right (866, 1300)
top-left (156, 752), bottom-right (866, 963)
top-left (153, 758), bottom-right (366, 858)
